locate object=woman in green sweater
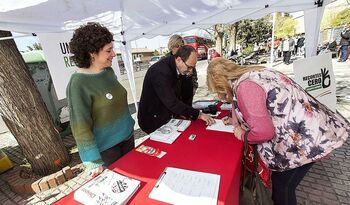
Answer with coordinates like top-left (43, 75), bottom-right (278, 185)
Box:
top-left (67, 23), bottom-right (135, 176)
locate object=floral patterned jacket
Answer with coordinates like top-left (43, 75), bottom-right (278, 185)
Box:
top-left (232, 68), bottom-right (350, 172)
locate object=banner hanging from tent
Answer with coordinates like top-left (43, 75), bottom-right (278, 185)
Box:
top-left (293, 53), bottom-right (336, 111)
top-left (38, 32), bottom-right (77, 100)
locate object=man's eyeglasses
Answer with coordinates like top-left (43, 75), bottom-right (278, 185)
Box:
top-left (181, 58), bottom-right (196, 71)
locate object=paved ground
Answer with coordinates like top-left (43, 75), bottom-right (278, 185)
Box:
top-left (0, 56), bottom-right (349, 204)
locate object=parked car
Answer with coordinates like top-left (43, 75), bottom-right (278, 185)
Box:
top-left (149, 56), bottom-right (163, 66)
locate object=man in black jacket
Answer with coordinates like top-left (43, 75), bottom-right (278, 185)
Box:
top-left (339, 26), bottom-right (350, 62)
top-left (138, 45), bottom-right (215, 134)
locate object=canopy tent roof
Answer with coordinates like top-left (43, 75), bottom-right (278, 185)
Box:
top-left (0, 0), bottom-right (331, 41)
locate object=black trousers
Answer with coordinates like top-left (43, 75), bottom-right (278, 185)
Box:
top-left (283, 51), bottom-right (291, 64)
top-left (100, 134), bottom-right (135, 166)
top-left (271, 162), bottom-right (314, 205)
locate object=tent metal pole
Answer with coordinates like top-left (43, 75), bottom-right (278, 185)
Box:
top-left (270, 12), bottom-right (276, 67)
top-left (0, 34), bottom-right (34, 41)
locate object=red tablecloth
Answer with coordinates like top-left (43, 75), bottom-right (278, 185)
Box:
top-left (55, 114), bottom-right (243, 205)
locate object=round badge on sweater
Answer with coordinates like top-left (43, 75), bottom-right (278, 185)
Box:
top-left (106, 93), bottom-right (113, 100)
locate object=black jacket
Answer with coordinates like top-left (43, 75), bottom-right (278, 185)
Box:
top-left (138, 55), bottom-right (200, 134)
top-left (340, 29), bottom-right (350, 46)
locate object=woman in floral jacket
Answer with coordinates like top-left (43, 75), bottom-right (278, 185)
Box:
top-left (207, 57), bottom-right (350, 205)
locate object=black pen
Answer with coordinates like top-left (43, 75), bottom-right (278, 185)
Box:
top-left (155, 171), bottom-right (167, 188)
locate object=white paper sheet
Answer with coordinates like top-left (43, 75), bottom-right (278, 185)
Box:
top-left (206, 119), bottom-right (235, 133)
top-left (149, 167), bottom-right (220, 205)
top-left (220, 103), bottom-right (232, 110)
top-left (192, 101), bottom-right (217, 109)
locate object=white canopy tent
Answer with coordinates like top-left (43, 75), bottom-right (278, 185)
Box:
top-left (0, 0), bottom-right (333, 108)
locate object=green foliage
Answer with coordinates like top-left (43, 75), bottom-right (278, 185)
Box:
top-left (153, 49), bottom-right (160, 56)
top-left (321, 9), bottom-right (337, 30)
top-left (275, 13), bottom-right (297, 38)
top-left (236, 16), bottom-right (272, 49)
top-left (331, 8), bottom-right (350, 27)
top-left (242, 45), bottom-right (253, 55)
top-left (27, 42), bottom-right (42, 51)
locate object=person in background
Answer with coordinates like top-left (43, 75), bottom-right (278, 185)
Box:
top-left (282, 36), bottom-right (291, 64)
top-left (167, 34), bottom-right (198, 106)
top-left (207, 57), bottom-right (350, 205)
top-left (328, 37), bottom-right (337, 52)
top-left (338, 25), bottom-right (350, 62)
top-left (277, 37), bottom-right (283, 58)
top-left (138, 45), bottom-right (215, 134)
top-left (67, 22), bottom-right (135, 176)
top-left (296, 34), bottom-right (305, 56)
top-left (289, 35), bottom-right (296, 57)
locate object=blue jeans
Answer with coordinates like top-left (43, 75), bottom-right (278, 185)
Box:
top-left (271, 162), bottom-right (314, 205)
top-left (341, 45), bottom-right (349, 61)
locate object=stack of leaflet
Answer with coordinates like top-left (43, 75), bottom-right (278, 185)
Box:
top-left (150, 119), bottom-right (191, 144)
top-left (74, 169), bottom-right (140, 205)
top-left (150, 124), bottom-right (181, 144)
top-left (167, 119), bottom-right (191, 132)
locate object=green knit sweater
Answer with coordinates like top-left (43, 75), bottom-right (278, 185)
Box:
top-left (67, 67), bottom-right (135, 171)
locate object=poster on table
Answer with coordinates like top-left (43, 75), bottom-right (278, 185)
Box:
top-left (293, 53), bottom-right (336, 112)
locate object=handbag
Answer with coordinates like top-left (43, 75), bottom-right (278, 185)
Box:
top-left (245, 144), bottom-right (271, 189)
top-left (239, 131), bottom-right (273, 205)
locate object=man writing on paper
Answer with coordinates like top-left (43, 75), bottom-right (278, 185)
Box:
top-left (138, 45), bottom-right (215, 134)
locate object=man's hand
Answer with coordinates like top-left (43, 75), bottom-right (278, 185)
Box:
top-left (89, 166), bottom-right (105, 177)
top-left (221, 116), bottom-right (233, 125)
top-left (199, 112), bottom-right (216, 125)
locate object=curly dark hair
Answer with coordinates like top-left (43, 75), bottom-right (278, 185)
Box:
top-left (69, 22), bottom-right (113, 68)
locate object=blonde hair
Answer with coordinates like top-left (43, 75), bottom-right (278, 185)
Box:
top-left (207, 57), bottom-right (264, 102)
top-left (168, 34), bottom-right (184, 50)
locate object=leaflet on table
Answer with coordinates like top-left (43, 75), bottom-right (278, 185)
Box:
top-left (136, 145), bottom-right (166, 158)
top-left (149, 124), bottom-right (181, 144)
top-left (149, 167), bottom-right (220, 205)
top-left (74, 169), bottom-right (140, 205)
top-left (220, 103), bottom-right (232, 110)
top-left (167, 118), bottom-right (191, 132)
top-left (206, 119), bottom-right (235, 133)
top-left (192, 101), bottom-right (217, 109)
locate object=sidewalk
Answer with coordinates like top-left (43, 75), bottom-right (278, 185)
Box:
top-left (0, 58), bottom-right (349, 205)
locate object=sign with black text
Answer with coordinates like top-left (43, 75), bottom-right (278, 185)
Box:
top-left (38, 32), bottom-right (77, 100)
top-left (293, 53), bottom-right (336, 111)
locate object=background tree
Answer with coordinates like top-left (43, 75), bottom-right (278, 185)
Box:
top-left (153, 49), bottom-right (160, 56)
top-left (227, 23), bottom-right (239, 54)
top-left (27, 42), bottom-right (42, 51)
top-left (214, 24), bottom-right (225, 55)
top-left (331, 8), bottom-right (350, 27)
top-left (275, 13), bottom-right (297, 39)
top-left (0, 30), bottom-right (69, 176)
top-left (236, 16), bottom-right (272, 53)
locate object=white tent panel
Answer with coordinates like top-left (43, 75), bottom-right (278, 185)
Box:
top-left (0, 0), bottom-right (332, 42)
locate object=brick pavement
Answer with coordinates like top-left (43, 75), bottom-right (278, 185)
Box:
top-left (0, 59), bottom-right (349, 204)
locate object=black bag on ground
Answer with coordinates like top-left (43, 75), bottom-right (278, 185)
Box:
top-left (239, 132), bottom-right (273, 205)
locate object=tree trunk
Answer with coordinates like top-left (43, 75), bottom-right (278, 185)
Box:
top-left (214, 24), bottom-right (224, 55)
top-left (0, 30), bottom-right (69, 176)
top-left (228, 23), bottom-right (239, 53)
